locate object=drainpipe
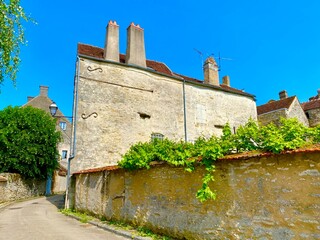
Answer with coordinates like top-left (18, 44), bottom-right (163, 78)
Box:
top-left (65, 55), bottom-right (80, 209)
top-left (183, 79), bottom-right (188, 142)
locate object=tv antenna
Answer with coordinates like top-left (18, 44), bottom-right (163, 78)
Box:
top-left (193, 48), bottom-right (204, 67)
top-left (194, 49), bottom-right (233, 72)
top-left (210, 52), bottom-right (233, 72)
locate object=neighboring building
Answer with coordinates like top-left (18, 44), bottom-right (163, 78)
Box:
top-left (71, 21), bottom-right (257, 172)
top-left (301, 90), bottom-right (320, 127)
top-left (23, 86), bottom-right (71, 192)
top-left (257, 90), bottom-right (309, 126)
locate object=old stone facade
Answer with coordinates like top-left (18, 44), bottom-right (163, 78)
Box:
top-left (71, 21), bottom-right (257, 173)
top-left (257, 90), bottom-right (309, 126)
top-left (71, 149), bottom-right (320, 239)
top-left (23, 86), bottom-right (70, 192)
top-left (302, 90), bottom-right (320, 127)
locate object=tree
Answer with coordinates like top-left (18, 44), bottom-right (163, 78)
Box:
top-left (0, 0), bottom-right (30, 86)
top-left (0, 106), bottom-right (61, 179)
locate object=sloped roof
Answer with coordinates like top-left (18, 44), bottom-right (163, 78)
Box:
top-left (257, 96), bottom-right (296, 115)
top-left (23, 95), bottom-right (68, 122)
top-left (23, 96), bottom-right (54, 114)
top-left (77, 43), bottom-right (255, 99)
top-left (23, 93), bottom-right (72, 139)
top-left (302, 98), bottom-right (320, 111)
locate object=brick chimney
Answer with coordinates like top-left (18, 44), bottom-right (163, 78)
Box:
top-left (203, 57), bottom-right (219, 86)
top-left (40, 86), bottom-right (48, 97)
top-left (125, 22), bottom-right (146, 68)
top-left (222, 75), bottom-right (230, 87)
top-left (279, 90), bottom-right (288, 100)
top-left (104, 20), bottom-right (119, 62)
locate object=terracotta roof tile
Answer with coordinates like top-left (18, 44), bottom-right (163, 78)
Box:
top-left (257, 96), bottom-right (296, 115)
top-left (78, 43), bottom-right (104, 59)
top-left (73, 165), bottom-right (120, 175)
top-left (219, 144), bottom-right (320, 161)
top-left (77, 43), bottom-right (255, 98)
top-left (301, 99), bottom-right (320, 111)
top-left (73, 144), bottom-right (320, 175)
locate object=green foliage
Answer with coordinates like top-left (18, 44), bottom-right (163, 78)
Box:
top-left (119, 139), bottom-right (195, 170)
top-left (260, 118), bottom-right (310, 153)
top-left (260, 123), bottom-right (284, 153)
top-left (0, 0), bottom-right (31, 86)
top-left (309, 125), bottom-right (320, 143)
top-left (60, 209), bottom-right (93, 223)
top-left (220, 123), bottom-right (235, 154)
top-left (0, 106), bottom-right (61, 179)
top-left (234, 118), bottom-right (261, 152)
top-left (119, 117), bottom-right (320, 202)
top-left (61, 209), bottom-right (174, 239)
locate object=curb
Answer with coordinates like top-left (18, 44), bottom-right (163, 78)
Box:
top-left (67, 214), bottom-right (152, 240)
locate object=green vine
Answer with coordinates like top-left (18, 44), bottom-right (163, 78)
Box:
top-left (118, 118), bottom-right (320, 202)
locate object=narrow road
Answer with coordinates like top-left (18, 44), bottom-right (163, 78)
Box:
top-left (0, 195), bottom-right (128, 240)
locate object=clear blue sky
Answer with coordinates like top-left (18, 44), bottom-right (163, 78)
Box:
top-left (1, 0), bottom-right (319, 117)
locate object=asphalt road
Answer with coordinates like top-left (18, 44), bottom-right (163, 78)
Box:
top-left (0, 195), bottom-right (128, 240)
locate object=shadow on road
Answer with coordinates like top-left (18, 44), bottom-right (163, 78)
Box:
top-left (46, 194), bottom-right (65, 209)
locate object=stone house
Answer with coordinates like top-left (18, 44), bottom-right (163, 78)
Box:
top-left (71, 21), bottom-right (257, 173)
top-left (23, 86), bottom-right (71, 192)
top-left (301, 90), bottom-right (320, 127)
top-left (257, 90), bottom-right (309, 126)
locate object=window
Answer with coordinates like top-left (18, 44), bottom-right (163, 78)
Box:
top-left (61, 150), bottom-right (68, 159)
top-left (59, 121), bottom-right (67, 130)
top-left (151, 133), bottom-right (164, 141)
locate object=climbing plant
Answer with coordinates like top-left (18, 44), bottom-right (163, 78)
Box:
top-left (118, 118), bottom-right (320, 202)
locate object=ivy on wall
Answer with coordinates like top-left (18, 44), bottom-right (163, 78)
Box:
top-left (119, 118), bottom-right (320, 202)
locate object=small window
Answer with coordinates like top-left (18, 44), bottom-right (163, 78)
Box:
top-left (59, 121), bottom-right (67, 130)
top-left (151, 133), bottom-right (164, 141)
top-left (61, 150), bottom-right (68, 159)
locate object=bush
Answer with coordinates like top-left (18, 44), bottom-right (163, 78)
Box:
top-left (0, 106), bottom-right (61, 179)
top-left (118, 117), bottom-right (320, 202)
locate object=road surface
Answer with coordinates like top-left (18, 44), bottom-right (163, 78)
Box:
top-left (0, 195), bottom-right (128, 240)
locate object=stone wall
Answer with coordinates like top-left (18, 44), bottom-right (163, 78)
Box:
top-left (72, 57), bottom-right (257, 172)
top-left (0, 173), bottom-right (46, 203)
top-left (287, 98), bottom-right (309, 126)
top-left (258, 108), bottom-right (287, 126)
top-left (52, 170), bottom-right (66, 193)
top-left (72, 150), bottom-right (320, 239)
top-left (258, 98), bottom-right (309, 127)
top-left (307, 108), bottom-right (320, 127)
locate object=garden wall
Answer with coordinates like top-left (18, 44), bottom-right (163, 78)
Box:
top-left (0, 173), bottom-right (46, 203)
top-left (71, 150), bottom-right (320, 239)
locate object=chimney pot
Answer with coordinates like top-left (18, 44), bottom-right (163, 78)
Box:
top-left (222, 75), bottom-right (230, 87)
top-left (279, 90), bottom-right (288, 100)
top-left (104, 20), bottom-right (120, 62)
top-left (125, 22), bottom-right (146, 68)
top-left (203, 57), bottom-right (219, 86)
top-left (317, 89), bottom-right (320, 97)
top-left (40, 86), bottom-right (48, 97)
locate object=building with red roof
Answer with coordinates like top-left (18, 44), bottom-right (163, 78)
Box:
top-left (301, 90), bottom-right (320, 127)
top-left (71, 21), bottom-right (257, 172)
top-left (257, 90), bottom-right (309, 126)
